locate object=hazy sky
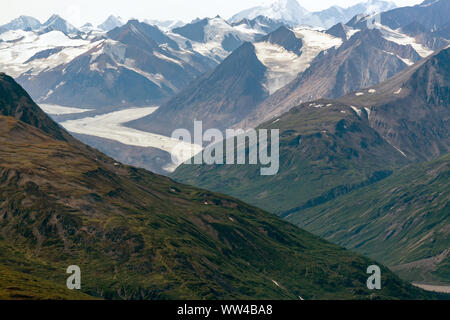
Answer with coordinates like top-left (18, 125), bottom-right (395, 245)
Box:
top-left (0, 0), bottom-right (424, 27)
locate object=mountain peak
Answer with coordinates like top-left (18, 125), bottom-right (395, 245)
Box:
top-left (1, 15), bottom-right (41, 31)
top-left (42, 14), bottom-right (78, 34)
top-left (0, 73), bottom-right (69, 141)
top-left (230, 0), bottom-right (309, 25)
top-left (98, 15), bottom-right (124, 31)
top-left (260, 26), bottom-right (303, 54)
top-left (44, 14), bottom-right (63, 24)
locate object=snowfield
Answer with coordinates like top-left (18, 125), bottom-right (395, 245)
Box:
top-left (375, 23), bottom-right (434, 58)
top-left (39, 104), bottom-right (93, 115)
top-left (167, 16), bottom-right (266, 63)
top-left (255, 28), bottom-right (342, 94)
top-left (0, 30), bottom-right (100, 77)
top-left (60, 107), bottom-right (203, 172)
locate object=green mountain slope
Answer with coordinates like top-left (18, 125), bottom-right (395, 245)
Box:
top-left (0, 263), bottom-right (95, 300)
top-left (173, 99), bottom-right (410, 214)
top-left (0, 73), bottom-right (431, 300)
top-left (287, 154), bottom-right (449, 285)
top-left (172, 48), bottom-right (449, 285)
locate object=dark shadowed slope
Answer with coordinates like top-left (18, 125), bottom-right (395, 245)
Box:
top-left (286, 154), bottom-right (449, 285)
top-left (130, 42), bottom-right (269, 136)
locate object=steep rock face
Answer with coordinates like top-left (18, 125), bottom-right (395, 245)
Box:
top-left (0, 73), bottom-right (431, 300)
top-left (238, 28), bottom-right (431, 129)
top-left (130, 42), bottom-right (269, 136)
top-left (339, 46), bottom-right (450, 162)
top-left (172, 16), bottom-right (267, 54)
top-left (0, 73), bottom-right (68, 141)
top-left (172, 18), bottom-right (209, 42)
top-left (260, 26), bottom-right (303, 54)
top-left (230, 16), bottom-right (287, 35)
top-left (380, 0), bottom-right (449, 31)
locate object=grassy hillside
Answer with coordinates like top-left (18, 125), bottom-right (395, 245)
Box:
top-left (173, 99), bottom-right (410, 214)
top-left (172, 48), bottom-right (449, 285)
top-left (286, 154), bottom-right (449, 285)
top-left (0, 114), bottom-right (432, 300)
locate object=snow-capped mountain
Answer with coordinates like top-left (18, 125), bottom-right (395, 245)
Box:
top-left (79, 23), bottom-right (103, 33)
top-left (0, 19), bottom-right (223, 108)
top-left (238, 21), bottom-right (448, 129)
top-left (97, 15), bottom-right (125, 31)
top-left (144, 19), bottom-right (185, 31)
top-left (230, 0), bottom-right (396, 28)
top-left (129, 25), bottom-right (343, 136)
top-left (0, 14), bottom-right (282, 109)
top-left (230, 0), bottom-right (309, 26)
top-left (40, 14), bottom-right (79, 34)
top-left (0, 15), bottom-right (42, 31)
top-left (303, 0), bottom-right (397, 29)
top-left (230, 15), bottom-right (287, 34)
top-left (132, 1), bottom-right (449, 139)
top-left (170, 16), bottom-right (274, 61)
top-left (255, 26), bottom-right (342, 94)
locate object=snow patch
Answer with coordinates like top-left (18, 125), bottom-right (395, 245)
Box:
top-left (255, 28), bottom-right (341, 94)
top-left (40, 104), bottom-right (93, 115)
top-left (153, 50), bottom-right (184, 67)
top-left (375, 23), bottom-right (434, 58)
top-left (350, 106), bottom-right (362, 117)
top-left (254, 41), bottom-right (305, 94)
top-left (346, 28), bottom-right (360, 40)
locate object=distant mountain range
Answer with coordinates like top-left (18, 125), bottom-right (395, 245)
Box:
top-left (0, 15), bottom-right (41, 31)
top-left (0, 72), bottom-right (433, 300)
top-left (230, 0), bottom-right (310, 26)
top-left (0, 14), bottom-right (79, 34)
top-left (230, 0), bottom-right (397, 28)
top-left (132, 1), bottom-right (448, 140)
top-left (130, 25), bottom-right (343, 136)
top-left (0, 0), bottom-right (446, 179)
top-left (236, 0), bottom-right (449, 130)
top-left (0, 15), bottom-right (280, 109)
top-left (97, 15), bottom-right (124, 31)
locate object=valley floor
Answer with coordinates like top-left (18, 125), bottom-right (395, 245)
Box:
top-left (412, 284), bottom-right (450, 294)
top-left (43, 105), bottom-right (202, 172)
